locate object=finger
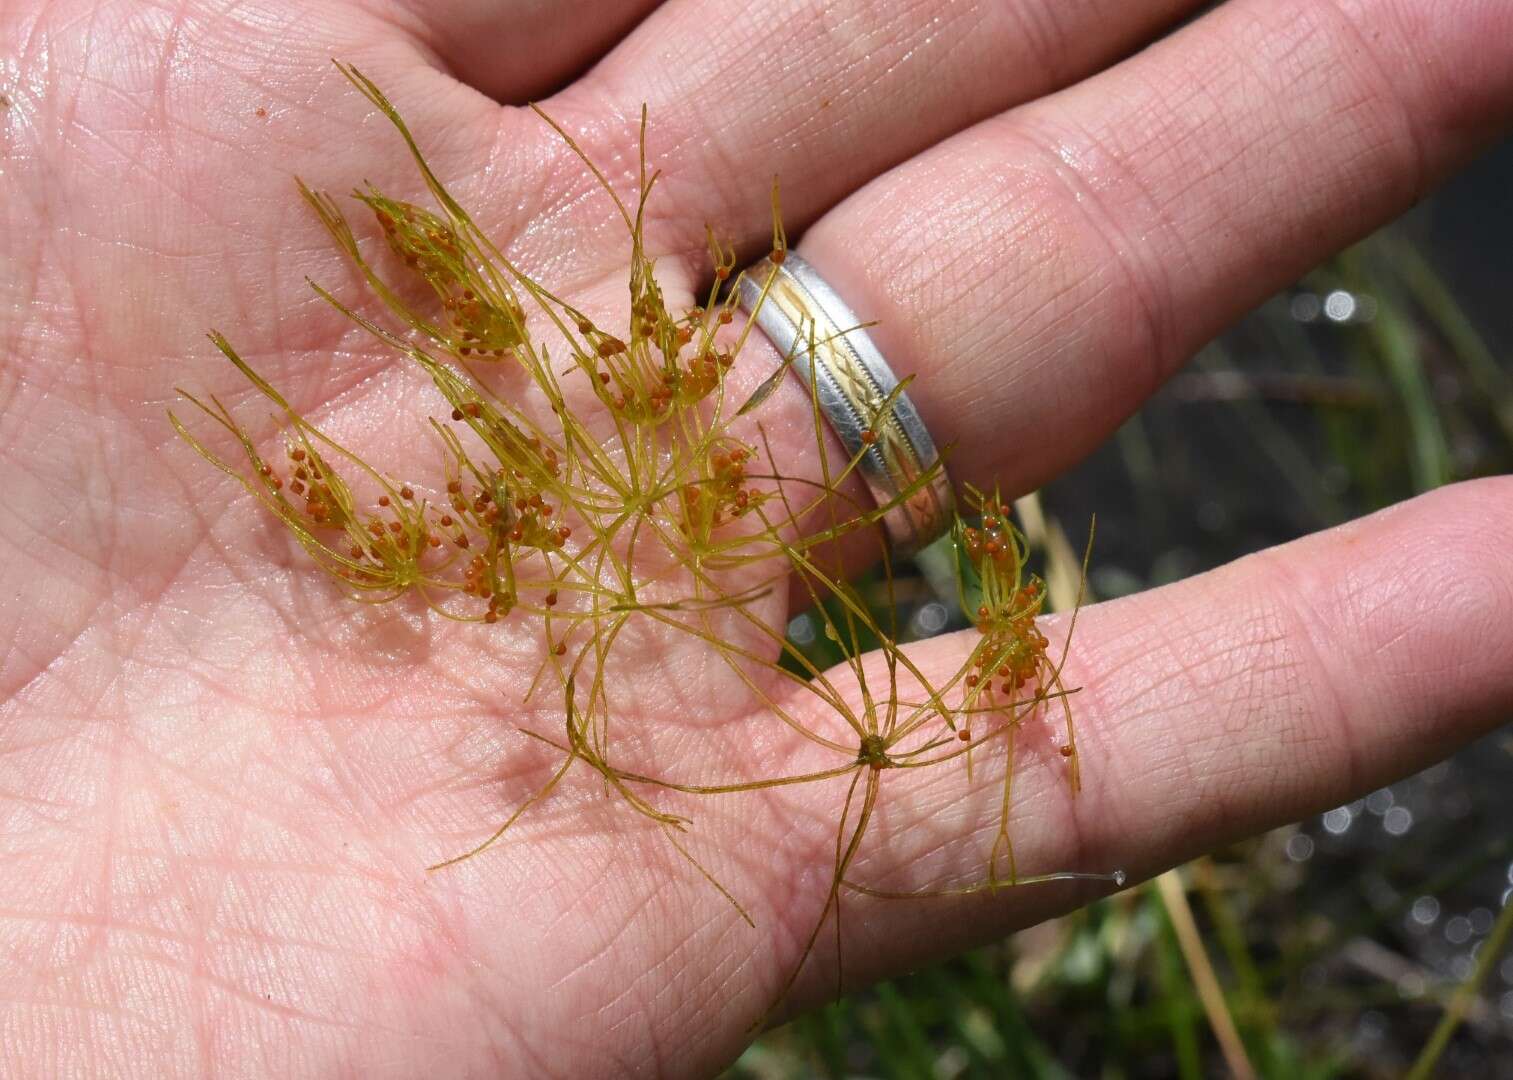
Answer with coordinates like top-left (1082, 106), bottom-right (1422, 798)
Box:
top-left (548, 0), bottom-right (1201, 259)
top-left (795, 0), bottom-right (1513, 496)
top-left (766, 476), bottom-right (1513, 1006)
top-left (387, 0), bottom-right (666, 102)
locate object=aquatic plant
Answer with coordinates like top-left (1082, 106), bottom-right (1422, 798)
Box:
top-left (171, 62), bottom-right (1116, 1012)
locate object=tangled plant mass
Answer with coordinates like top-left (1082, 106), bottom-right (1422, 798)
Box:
top-left (171, 64), bottom-right (1122, 1012)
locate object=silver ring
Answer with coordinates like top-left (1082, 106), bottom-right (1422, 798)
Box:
top-left (735, 253), bottom-right (954, 558)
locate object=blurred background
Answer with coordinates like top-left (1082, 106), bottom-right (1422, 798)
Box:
top-left (728, 138), bottom-right (1513, 1079)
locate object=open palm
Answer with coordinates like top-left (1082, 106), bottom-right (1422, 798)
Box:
top-left (5, 0), bottom-right (1513, 1076)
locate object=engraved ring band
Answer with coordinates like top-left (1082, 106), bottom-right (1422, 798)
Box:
top-left (734, 253), bottom-right (955, 561)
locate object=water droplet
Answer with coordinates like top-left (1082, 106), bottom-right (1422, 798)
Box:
top-left (1286, 834), bottom-right (1315, 862)
top-left (1111, 869), bottom-right (1127, 888)
top-left (1411, 896), bottom-right (1440, 926)
top-left (1383, 805), bottom-right (1413, 836)
top-left (1471, 907), bottom-right (1494, 935)
top-left (1196, 500), bottom-right (1226, 533)
top-left (913, 602), bottom-right (948, 636)
top-left (1365, 788), bottom-right (1394, 815)
top-left (1322, 806), bottom-right (1353, 835)
top-left (1324, 289), bottom-right (1358, 322)
top-left (1356, 1010), bottom-right (1387, 1043)
top-left (1446, 915), bottom-right (1474, 945)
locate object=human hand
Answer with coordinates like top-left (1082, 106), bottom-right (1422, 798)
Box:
top-left (3, 1), bottom-right (1513, 1076)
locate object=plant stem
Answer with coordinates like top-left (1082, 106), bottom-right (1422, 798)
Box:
top-left (1154, 867), bottom-right (1257, 1080)
top-left (1406, 894), bottom-right (1513, 1080)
